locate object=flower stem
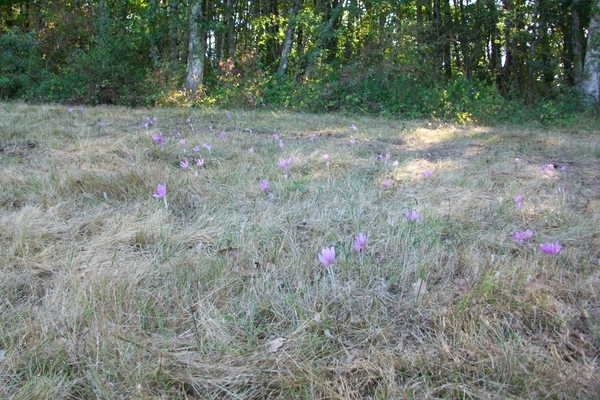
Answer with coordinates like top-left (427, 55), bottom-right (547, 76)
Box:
top-left (327, 266), bottom-right (337, 295)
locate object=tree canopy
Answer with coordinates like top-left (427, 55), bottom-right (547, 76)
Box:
top-left (1, 0), bottom-right (599, 121)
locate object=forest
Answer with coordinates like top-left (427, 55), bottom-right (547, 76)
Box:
top-left (1, 0), bottom-right (600, 122)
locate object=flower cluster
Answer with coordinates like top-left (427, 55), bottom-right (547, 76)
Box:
top-left (513, 229), bottom-right (533, 244)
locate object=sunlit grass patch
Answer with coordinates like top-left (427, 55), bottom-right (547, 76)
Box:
top-left (0, 102), bottom-right (598, 398)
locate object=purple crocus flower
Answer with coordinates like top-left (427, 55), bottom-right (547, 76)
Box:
top-left (541, 164), bottom-right (555, 174)
top-left (513, 229), bottom-right (533, 244)
top-left (382, 179), bottom-right (391, 187)
top-left (422, 170), bottom-right (433, 177)
top-left (278, 157), bottom-right (292, 171)
top-left (515, 195), bottom-right (523, 210)
top-left (153, 183), bottom-right (166, 199)
top-left (196, 159), bottom-right (204, 167)
top-left (180, 159), bottom-right (190, 169)
top-left (220, 131), bottom-right (227, 138)
top-left (260, 180), bottom-right (269, 191)
top-left (405, 209), bottom-right (419, 222)
top-left (540, 242), bottom-right (561, 255)
top-left (353, 233), bottom-right (367, 253)
top-left (318, 247), bottom-right (336, 267)
top-left (273, 134), bottom-right (280, 141)
top-left (179, 139), bottom-right (186, 146)
top-left (203, 143), bottom-right (211, 151)
top-left (279, 140), bottom-right (284, 149)
top-left (350, 138), bottom-right (356, 144)
top-left (193, 146), bottom-right (200, 152)
top-left (248, 147), bottom-right (254, 153)
top-left (561, 165), bottom-right (567, 172)
top-left (151, 133), bottom-right (164, 145)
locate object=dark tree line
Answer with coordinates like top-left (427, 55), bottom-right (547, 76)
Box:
top-left (1, 0), bottom-right (599, 118)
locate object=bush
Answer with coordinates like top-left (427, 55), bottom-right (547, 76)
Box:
top-left (0, 29), bottom-right (43, 100)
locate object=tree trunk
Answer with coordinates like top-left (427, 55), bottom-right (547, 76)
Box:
top-left (148, 0), bottom-right (160, 68)
top-left (344, 0), bottom-right (358, 60)
top-left (304, 2), bottom-right (343, 78)
top-left (527, 0), bottom-right (539, 104)
top-left (227, 0), bottom-right (235, 60)
top-left (169, 0), bottom-right (179, 65)
top-left (278, 0), bottom-right (302, 75)
top-left (325, 0), bottom-right (341, 62)
top-left (582, 0), bottom-right (600, 105)
top-left (97, 0), bottom-right (108, 43)
top-left (488, 0), bottom-right (500, 81)
top-left (443, 0), bottom-right (452, 79)
top-left (500, 0), bottom-right (514, 94)
top-left (569, 0), bottom-right (583, 87)
top-left (186, 0), bottom-right (206, 95)
top-left (458, 0), bottom-right (472, 80)
top-left (433, 0), bottom-right (442, 77)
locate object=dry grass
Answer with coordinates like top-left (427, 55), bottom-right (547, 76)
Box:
top-left (0, 102), bottom-right (599, 399)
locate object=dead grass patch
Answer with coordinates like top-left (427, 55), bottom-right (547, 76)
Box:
top-left (0, 102), bottom-right (598, 398)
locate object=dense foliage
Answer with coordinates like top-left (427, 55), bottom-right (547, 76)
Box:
top-left (1, 0), bottom-right (598, 122)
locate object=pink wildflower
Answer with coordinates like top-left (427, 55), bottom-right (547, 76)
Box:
top-left (318, 247), bottom-right (336, 267)
top-left (353, 233), bottom-right (367, 253)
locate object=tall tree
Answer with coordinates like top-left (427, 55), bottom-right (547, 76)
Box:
top-left (227, 0), bottom-right (235, 60)
top-left (582, 0), bottom-right (600, 104)
top-left (169, 0), bottom-right (180, 65)
top-left (186, 0), bottom-right (206, 95)
top-left (570, 0), bottom-right (585, 88)
top-left (278, 0), bottom-right (303, 75)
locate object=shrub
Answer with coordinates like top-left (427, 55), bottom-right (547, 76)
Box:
top-left (0, 29), bottom-right (43, 100)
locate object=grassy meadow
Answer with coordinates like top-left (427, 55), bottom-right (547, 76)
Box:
top-left (0, 102), bottom-right (599, 399)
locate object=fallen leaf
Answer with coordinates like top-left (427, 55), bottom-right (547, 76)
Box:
top-left (462, 350), bottom-right (478, 362)
top-left (266, 337), bottom-right (287, 353)
top-left (349, 315), bottom-right (364, 327)
top-left (455, 278), bottom-right (471, 295)
top-left (531, 329), bottom-right (554, 343)
top-left (218, 247), bottom-right (240, 263)
top-left (525, 272), bottom-right (548, 292)
top-left (345, 353), bottom-right (356, 364)
top-left (77, 265), bottom-right (88, 279)
top-left (413, 279), bottom-right (428, 298)
top-left (236, 263), bottom-right (257, 277)
top-left (569, 329), bottom-right (586, 344)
